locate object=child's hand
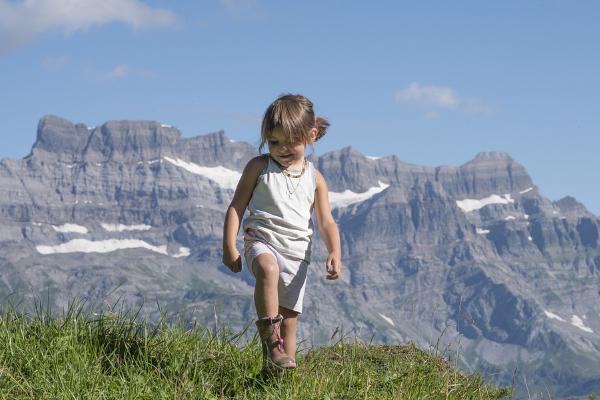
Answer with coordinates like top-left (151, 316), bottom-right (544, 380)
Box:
top-left (223, 248), bottom-right (242, 273)
top-left (325, 252), bottom-right (341, 280)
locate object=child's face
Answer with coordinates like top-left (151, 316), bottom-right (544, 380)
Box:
top-left (267, 128), bottom-right (313, 169)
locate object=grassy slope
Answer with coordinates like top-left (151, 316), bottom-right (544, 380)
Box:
top-left (0, 305), bottom-right (511, 399)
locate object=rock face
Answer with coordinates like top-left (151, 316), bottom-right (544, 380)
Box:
top-left (2, 115), bottom-right (600, 398)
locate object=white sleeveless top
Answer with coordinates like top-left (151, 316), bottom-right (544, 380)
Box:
top-left (243, 155), bottom-right (317, 262)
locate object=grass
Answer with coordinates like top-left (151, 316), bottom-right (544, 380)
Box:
top-left (0, 301), bottom-right (512, 399)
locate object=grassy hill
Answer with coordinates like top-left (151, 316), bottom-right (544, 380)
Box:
top-left (0, 303), bottom-right (511, 399)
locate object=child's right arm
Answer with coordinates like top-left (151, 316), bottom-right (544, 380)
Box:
top-left (222, 156), bottom-right (266, 273)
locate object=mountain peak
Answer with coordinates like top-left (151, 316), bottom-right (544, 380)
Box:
top-left (39, 114), bottom-right (73, 128)
top-left (554, 196), bottom-right (591, 215)
top-left (31, 116), bottom-right (187, 161)
top-left (32, 115), bottom-right (90, 157)
top-left (450, 151), bottom-right (534, 197)
top-left (320, 146), bottom-right (366, 160)
top-left (467, 151), bottom-right (514, 164)
top-left (97, 119), bottom-right (182, 153)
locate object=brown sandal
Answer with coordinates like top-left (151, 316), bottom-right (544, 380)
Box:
top-left (255, 314), bottom-right (296, 370)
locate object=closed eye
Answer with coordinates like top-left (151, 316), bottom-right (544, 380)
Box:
top-left (269, 140), bottom-right (278, 145)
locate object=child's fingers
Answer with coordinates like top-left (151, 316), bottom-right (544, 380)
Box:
top-left (227, 255), bottom-right (242, 273)
top-left (326, 257), bottom-right (340, 279)
top-left (223, 254), bottom-right (242, 273)
top-left (326, 256), bottom-right (334, 272)
top-left (327, 257), bottom-right (339, 270)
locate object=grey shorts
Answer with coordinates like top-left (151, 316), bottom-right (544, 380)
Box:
top-left (243, 239), bottom-right (309, 314)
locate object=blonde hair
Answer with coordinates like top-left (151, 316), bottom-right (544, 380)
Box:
top-left (259, 93), bottom-right (329, 153)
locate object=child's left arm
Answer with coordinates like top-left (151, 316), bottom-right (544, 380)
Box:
top-left (314, 169), bottom-right (342, 280)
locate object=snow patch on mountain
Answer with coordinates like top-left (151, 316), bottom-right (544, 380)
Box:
top-left (172, 247), bottom-right (191, 258)
top-left (329, 181), bottom-right (390, 209)
top-left (519, 187), bottom-right (534, 194)
top-left (35, 238), bottom-right (184, 257)
top-left (544, 310), bottom-right (566, 322)
top-left (101, 223), bottom-right (152, 232)
top-left (543, 311), bottom-right (593, 333)
top-left (456, 194), bottom-right (515, 213)
top-left (163, 156), bottom-right (241, 190)
top-left (378, 313), bottom-right (395, 326)
top-left (51, 223), bottom-right (88, 234)
top-left (571, 315), bottom-right (594, 333)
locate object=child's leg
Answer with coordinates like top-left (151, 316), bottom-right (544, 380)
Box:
top-left (279, 306), bottom-right (299, 360)
top-left (252, 253), bottom-right (296, 368)
top-left (252, 253), bottom-right (280, 318)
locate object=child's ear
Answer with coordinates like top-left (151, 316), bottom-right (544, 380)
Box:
top-left (309, 128), bottom-right (317, 143)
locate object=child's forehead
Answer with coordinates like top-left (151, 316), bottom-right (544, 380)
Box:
top-left (266, 128), bottom-right (287, 140)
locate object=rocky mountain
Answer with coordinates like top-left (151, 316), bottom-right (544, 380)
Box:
top-left (1, 115), bottom-right (599, 398)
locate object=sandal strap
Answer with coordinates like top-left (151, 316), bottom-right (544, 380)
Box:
top-left (257, 314), bottom-right (285, 353)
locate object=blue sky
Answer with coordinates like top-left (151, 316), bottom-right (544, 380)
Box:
top-left (1, 1), bottom-right (599, 214)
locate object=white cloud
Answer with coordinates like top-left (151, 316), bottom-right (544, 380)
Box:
top-left (396, 82), bottom-right (459, 109)
top-left (83, 64), bottom-right (156, 80)
top-left (395, 82), bottom-right (491, 116)
top-left (0, 0), bottom-right (178, 55)
top-left (221, 0), bottom-right (262, 20)
top-left (109, 64), bottom-right (129, 79)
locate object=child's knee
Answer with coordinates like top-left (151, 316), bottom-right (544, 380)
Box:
top-left (252, 253), bottom-right (279, 279)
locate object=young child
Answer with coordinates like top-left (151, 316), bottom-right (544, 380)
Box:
top-left (222, 93), bottom-right (342, 372)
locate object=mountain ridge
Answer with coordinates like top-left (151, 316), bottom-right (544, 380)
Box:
top-left (1, 115), bottom-right (599, 398)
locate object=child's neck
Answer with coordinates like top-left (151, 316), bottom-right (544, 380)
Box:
top-left (271, 155), bottom-right (306, 171)
top-left (286, 158), bottom-right (306, 171)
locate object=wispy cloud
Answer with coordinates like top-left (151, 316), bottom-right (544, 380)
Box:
top-left (220, 0), bottom-right (263, 20)
top-left (0, 0), bottom-right (178, 55)
top-left (395, 82), bottom-right (492, 117)
top-left (83, 64), bottom-right (156, 80)
top-left (109, 65), bottom-right (129, 79)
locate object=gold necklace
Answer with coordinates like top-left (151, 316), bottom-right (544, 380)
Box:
top-left (281, 158), bottom-right (307, 178)
top-left (282, 158), bottom-right (307, 197)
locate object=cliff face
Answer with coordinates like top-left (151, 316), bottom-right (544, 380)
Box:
top-left (1, 115), bottom-right (599, 398)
